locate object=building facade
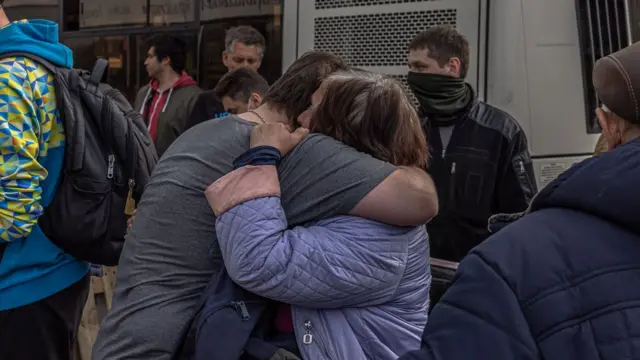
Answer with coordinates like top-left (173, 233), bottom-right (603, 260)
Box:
top-left (3, 0), bottom-right (283, 101)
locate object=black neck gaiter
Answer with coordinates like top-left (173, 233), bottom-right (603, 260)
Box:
top-left (407, 72), bottom-right (474, 126)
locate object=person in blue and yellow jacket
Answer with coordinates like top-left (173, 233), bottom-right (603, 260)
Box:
top-left (0, 3), bottom-right (90, 359)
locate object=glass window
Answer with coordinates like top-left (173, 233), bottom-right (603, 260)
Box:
top-left (64, 36), bottom-right (140, 102)
top-left (199, 1), bottom-right (283, 90)
top-left (3, 0), bottom-right (59, 23)
top-left (575, 0), bottom-right (628, 134)
top-left (64, 32), bottom-right (198, 104)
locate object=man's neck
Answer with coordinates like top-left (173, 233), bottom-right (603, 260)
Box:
top-left (156, 70), bottom-right (181, 92)
top-left (0, 9), bottom-right (11, 28)
top-left (623, 126), bottom-right (640, 144)
top-left (239, 104), bottom-right (289, 125)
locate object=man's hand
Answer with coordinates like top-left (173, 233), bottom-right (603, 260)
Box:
top-left (250, 123), bottom-right (309, 156)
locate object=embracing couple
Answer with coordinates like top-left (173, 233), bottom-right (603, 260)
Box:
top-left (93, 51), bottom-right (439, 360)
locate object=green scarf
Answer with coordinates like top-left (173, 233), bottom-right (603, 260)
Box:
top-left (407, 72), bottom-right (473, 125)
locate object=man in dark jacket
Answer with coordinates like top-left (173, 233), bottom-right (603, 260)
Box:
top-left (187, 25), bottom-right (266, 130)
top-left (399, 41), bottom-right (640, 360)
top-left (407, 25), bottom-right (537, 262)
top-left (135, 34), bottom-right (201, 157)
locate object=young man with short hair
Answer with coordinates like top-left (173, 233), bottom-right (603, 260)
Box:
top-left (93, 50), bottom-right (438, 360)
top-left (407, 25), bottom-right (537, 262)
top-left (187, 25), bottom-right (267, 129)
top-left (215, 67), bottom-right (269, 114)
top-left (0, 2), bottom-right (90, 359)
top-left (135, 34), bottom-right (201, 157)
top-left (185, 68), bottom-right (269, 131)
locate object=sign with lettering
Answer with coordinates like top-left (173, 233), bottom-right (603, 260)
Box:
top-left (79, 0), bottom-right (192, 28)
top-left (149, 0), bottom-right (193, 26)
top-left (80, 0), bottom-right (146, 28)
top-left (201, 0), bottom-right (281, 21)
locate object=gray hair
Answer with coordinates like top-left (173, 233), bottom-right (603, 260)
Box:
top-left (224, 26), bottom-right (266, 56)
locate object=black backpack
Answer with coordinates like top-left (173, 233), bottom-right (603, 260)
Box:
top-left (1, 52), bottom-right (158, 266)
top-left (173, 268), bottom-right (300, 360)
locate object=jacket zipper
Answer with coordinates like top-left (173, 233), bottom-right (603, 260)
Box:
top-left (231, 301), bottom-right (250, 321)
top-left (147, 89), bottom-right (165, 131)
top-left (448, 162), bottom-right (456, 207)
top-left (302, 320), bottom-right (333, 359)
top-left (107, 154), bottom-right (115, 179)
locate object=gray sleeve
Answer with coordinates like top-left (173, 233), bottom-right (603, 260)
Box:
top-left (278, 133), bottom-right (396, 226)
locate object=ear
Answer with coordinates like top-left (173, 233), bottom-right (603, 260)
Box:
top-left (222, 51), bottom-right (229, 68)
top-left (252, 93), bottom-right (263, 107)
top-left (596, 107), bottom-right (621, 151)
top-left (161, 56), bottom-right (171, 67)
top-left (447, 57), bottom-right (462, 78)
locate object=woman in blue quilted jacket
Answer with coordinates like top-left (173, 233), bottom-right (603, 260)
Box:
top-left (205, 70), bottom-right (434, 360)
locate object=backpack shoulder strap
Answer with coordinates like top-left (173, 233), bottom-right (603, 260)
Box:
top-left (1, 51), bottom-right (109, 88)
top-left (89, 58), bottom-right (109, 85)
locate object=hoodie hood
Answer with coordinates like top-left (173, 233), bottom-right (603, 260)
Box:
top-left (530, 139), bottom-right (640, 235)
top-left (0, 20), bottom-right (73, 68)
top-left (149, 72), bottom-right (197, 91)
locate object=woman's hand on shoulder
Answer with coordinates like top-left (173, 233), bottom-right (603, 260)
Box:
top-left (250, 123), bottom-right (309, 156)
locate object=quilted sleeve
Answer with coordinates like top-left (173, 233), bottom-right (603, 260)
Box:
top-left (215, 197), bottom-right (409, 308)
top-left (0, 58), bottom-right (49, 242)
top-left (398, 252), bottom-right (539, 360)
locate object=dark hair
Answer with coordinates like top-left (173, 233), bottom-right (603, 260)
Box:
top-left (263, 51), bottom-right (348, 125)
top-left (214, 68), bottom-right (269, 103)
top-left (0, 0), bottom-right (4, 6)
top-left (225, 26), bottom-right (266, 56)
top-left (409, 25), bottom-right (470, 78)
top-left (311, 70), bottom-right (428, 168)
top-left (147, 35), bottom-right (187, 74)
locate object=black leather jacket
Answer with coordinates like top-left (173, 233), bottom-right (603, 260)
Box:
top-left (425, 101), bottom-right (537, 262)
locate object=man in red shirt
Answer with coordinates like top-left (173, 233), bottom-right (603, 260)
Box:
top-left (134, 34), bottom-right (201, 157)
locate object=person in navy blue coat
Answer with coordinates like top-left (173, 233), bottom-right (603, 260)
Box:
top-left (399, 41), bottom-right (640, 360)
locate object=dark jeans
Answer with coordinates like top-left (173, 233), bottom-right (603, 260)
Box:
top-left (0, 274), bottom-right (90, 360)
